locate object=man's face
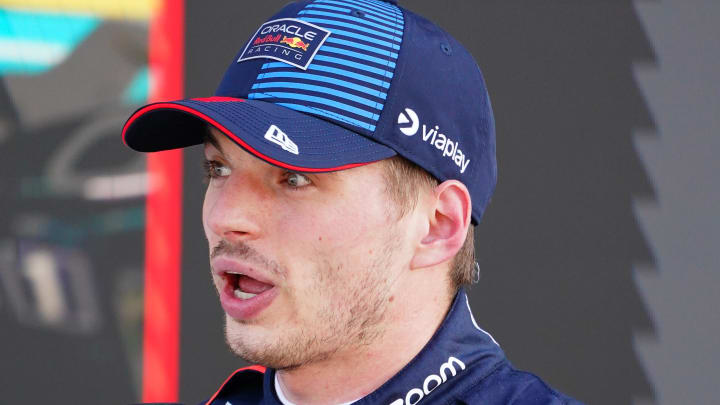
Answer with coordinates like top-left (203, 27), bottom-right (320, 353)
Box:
top-left (202, 128), bottom-right (412, 369)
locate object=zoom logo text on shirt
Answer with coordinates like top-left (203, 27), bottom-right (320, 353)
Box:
top-left (389, 356), bottom-right (466, 405)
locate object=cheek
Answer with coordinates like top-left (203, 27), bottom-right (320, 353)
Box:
top-left (278, 199), bottom-right (373, 247)
top-left (274, 194), bottom-right (389, 277)
top-left (202, 188), bottom-right (218, 246)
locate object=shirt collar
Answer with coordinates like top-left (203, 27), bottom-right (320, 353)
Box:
top-left (348, 288), bottom-right (506, 404)
top-left (274, 373), bottom-right (360, 405)
top-left (262, 288), bottom-right (506, 405)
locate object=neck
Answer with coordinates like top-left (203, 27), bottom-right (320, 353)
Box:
top-left (276, 278), bottom-right (453, 405)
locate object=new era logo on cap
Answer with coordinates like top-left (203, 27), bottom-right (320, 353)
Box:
top-left (238, 18), bottom-right (331, 70)
top-left (264, 124), bottom-right (299, 155)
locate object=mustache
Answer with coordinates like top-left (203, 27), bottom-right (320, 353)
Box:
top-left (210, 240), bottom-right (286, 278)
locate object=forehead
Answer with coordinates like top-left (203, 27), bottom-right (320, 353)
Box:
top-left (203, 126), bottom-right (225, 152)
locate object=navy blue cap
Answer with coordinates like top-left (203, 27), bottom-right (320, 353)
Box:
top-left (122, 0), bottom-right (496, 223)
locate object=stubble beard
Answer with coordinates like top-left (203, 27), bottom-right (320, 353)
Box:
top-left (223, 228), bottom-right (401, 370)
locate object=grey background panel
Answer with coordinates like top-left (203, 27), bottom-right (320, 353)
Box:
top-left (454, 2), bottom-right (655, 403)
top-left (634, 1), bottom-right (720, 404)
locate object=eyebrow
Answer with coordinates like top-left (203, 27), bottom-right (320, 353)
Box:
top-left (202, 125), bottom-right (223, 154)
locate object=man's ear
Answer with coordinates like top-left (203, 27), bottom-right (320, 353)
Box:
top-left (410, 180), bottom-right (471, 270)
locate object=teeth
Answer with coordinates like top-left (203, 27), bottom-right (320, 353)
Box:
top-left (226, 271), bottom-right (243, 275)
top-left (234, 288), bottom-right (257, 300)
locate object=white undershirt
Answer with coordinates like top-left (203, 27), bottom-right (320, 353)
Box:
top-left (274, 373), bottom-right (360, 405)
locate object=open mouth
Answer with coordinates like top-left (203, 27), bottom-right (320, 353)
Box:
top-left (213, 259), bottom-right (280, 319)
top-left (224, 271), bottom-right (274, 300)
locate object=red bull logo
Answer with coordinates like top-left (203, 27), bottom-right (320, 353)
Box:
top-left (253, 34), bottom-right (282, 46)
top-left (280, 36), bottom-right (310, 51)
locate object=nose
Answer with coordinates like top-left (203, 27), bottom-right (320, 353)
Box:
top-left (203, 173), bottom-right (265, 243)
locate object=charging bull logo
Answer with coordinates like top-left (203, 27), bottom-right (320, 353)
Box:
top-left (238, 18), bottom-right (331, 70)
top-left (280, 36), bottom-right (310, 51)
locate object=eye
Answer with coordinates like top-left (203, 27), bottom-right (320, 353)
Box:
top-left (203, 160), bottom-right (231, 182)
top-left (286, 172), bottom-right (312, 188)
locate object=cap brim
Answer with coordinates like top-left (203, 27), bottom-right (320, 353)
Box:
top-left (122, 97), bottom-right (396, 172)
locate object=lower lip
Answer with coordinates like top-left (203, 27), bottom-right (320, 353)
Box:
top-left (219, 280), bottom-right (278, 320)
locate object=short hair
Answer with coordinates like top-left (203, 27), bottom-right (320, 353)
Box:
top-left (380, 156), bottom-right (475, 293)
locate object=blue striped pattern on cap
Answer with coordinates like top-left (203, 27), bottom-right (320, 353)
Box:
top-left (247, 0), bottom-right (404, 134)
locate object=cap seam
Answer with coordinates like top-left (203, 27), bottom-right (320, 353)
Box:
top-left (247, 90), bottom-right (375, 131)
top-left (378, 4), bottom-right (403, 103)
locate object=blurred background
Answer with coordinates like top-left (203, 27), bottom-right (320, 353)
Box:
top-left (1, 0), bottom-right (718, 404)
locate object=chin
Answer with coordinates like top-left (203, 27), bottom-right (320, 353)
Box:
top-left (225, 315), bottom-right (273, 361)
top-left (225, 314), bottom-right (266, 339)
top-left (223, 315), bottom-right (319, 370)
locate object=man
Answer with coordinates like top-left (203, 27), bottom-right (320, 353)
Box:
top-left (123, 0), bottom-right (582, 404)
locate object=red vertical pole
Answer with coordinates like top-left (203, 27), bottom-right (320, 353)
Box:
top-left (142, 0), bottom-right (184, 402)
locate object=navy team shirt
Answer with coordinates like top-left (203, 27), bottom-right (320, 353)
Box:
top-left (191, 289), bottom-right (584, 405)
